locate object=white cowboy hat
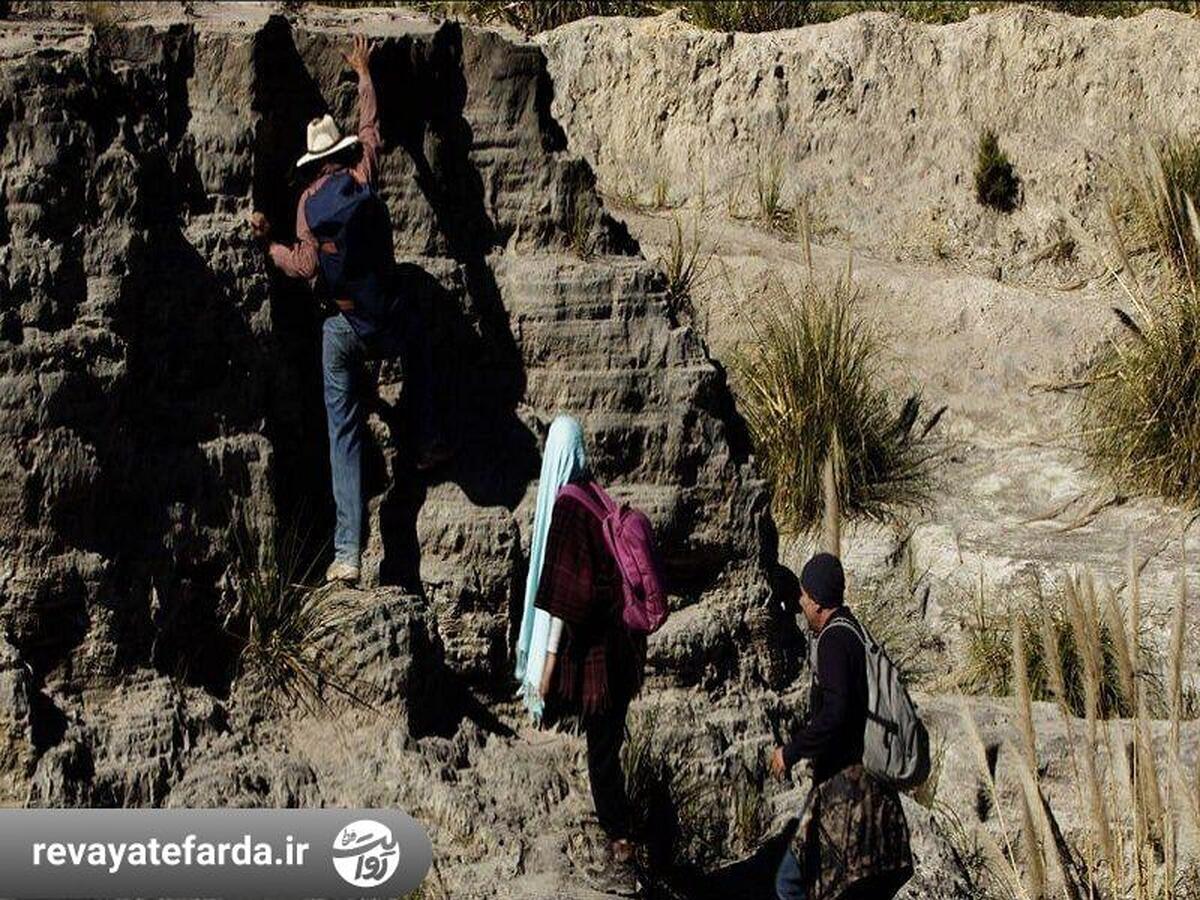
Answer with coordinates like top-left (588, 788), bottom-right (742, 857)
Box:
top-left (295, 114), bottom-right (359, 168)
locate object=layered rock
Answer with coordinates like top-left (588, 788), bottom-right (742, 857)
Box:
top-left (0, 1), bottom-right (785, 820)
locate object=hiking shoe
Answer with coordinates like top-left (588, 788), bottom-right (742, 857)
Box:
top-left (584, 859), bottom-right (640, 897)
top-left (324, 560), bottom-right (360, 585)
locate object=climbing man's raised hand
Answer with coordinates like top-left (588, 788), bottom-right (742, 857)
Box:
top-left (343, 35), bottom-right (373, 76)
top-left (248, 210), bottom-right (270, 242)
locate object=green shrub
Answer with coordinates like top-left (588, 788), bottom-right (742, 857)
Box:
top-left (730, 273), bottom-right (939, 534)
top-left (973, 128), bottom-right (1020, 213)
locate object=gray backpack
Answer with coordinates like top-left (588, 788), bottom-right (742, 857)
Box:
top-left (815, 618), bottom-right (931, 790)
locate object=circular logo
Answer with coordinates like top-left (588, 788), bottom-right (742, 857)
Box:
top-left (331, 819), bottom-right (402, 888)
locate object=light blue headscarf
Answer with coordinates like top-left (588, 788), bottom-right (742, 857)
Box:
top-left (515, 414), bottom-right (589, 722)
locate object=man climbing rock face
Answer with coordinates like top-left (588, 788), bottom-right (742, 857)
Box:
top-left (249, 36), bottom-right (445, 586)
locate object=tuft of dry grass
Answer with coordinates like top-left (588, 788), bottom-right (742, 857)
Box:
top-left (1111, 137), bottom-right (1200, 286)
top-left (729, 270), bottom-right (940, 534)
top-left (225, 525), bottom-right (369, 714)
top-left (417, 1), bottom-right (659, 32)
top-left (955, 571), bottom-right (1168, 720)
top-left (754, 149), bottom-right (793, 233)
top-left (657, 215), bottom-right (712, 325)
top-left (1081, 152), bottom-right (1200, 504)
top-left (622, 709), bottom-right (725, 872)
top-left (566, 195), bottom-right (595, 259)
top-left (958, 556), bottom-right (1200, 900)
top-left (414, 2), bottom-right (1200, 34)
top-left (651, 171), bottom-right (672, 211)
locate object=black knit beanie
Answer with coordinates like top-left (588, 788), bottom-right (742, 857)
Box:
top-left (800, 552), bottom-right (845, 609)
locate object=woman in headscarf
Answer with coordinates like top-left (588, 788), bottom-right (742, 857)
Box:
top-left (514, 414), bottom-right (645, 895)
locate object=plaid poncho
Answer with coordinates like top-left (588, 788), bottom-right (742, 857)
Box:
top-left (534, 488), bottom-right (645, 714)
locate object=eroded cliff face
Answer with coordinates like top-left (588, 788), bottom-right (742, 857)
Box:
top-left (0, 3), bottom-right (788, 820)
top-left (539, 6), bottom-right (1200, 271)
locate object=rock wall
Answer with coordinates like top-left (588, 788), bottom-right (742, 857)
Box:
top-left (539, 6), bottom-right (1200, 269)
top-left (0, 4), bottom-right (787, 806)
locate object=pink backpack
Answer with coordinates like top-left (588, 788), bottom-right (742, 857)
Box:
top-left (559, 482), bottom-right (669, 635)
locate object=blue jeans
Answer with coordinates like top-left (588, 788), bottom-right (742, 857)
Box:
top-left (775, 848), bottom-right (805, 900)
top-left (322, 314), bottom-right (367, 566)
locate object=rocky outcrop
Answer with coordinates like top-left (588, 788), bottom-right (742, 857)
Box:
top-left (539, 6), bottom-right (1200, 269)
top-left (0, 0), bottom-right (787, 827)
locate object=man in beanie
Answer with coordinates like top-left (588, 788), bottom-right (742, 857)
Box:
top-left (770, 552), bottom-right (865, 787)
top-left (768, 553), bottom-right (912, 900)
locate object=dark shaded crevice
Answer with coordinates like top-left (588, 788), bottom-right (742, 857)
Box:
top-left (249, 15), bottom-right (337, 565)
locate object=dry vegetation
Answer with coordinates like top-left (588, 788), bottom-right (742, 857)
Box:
top-left (957, 558), bottom-right (1200, 900)
top-left (657, 214), bottom-right (712, 326)
top-left (729, 258), bottom-right (942, 534)
top-left (225, 525), bottom-right (370, 713)
top-left (622, 708), bottom-right (770, 877)
top-left (412, 1), bottom-right (1200, 33)
top-left (1082, 139), bottom-right (1200, 504)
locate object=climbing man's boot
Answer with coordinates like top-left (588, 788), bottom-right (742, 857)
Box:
top-left (324, 560), bottom-right (361, 585)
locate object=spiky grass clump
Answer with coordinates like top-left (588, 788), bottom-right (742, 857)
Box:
top-left (657, 215), bottom-right (712, 325)
top-left (228, 528), bottom-right (368, 714)
top-left (1112, 137), bottom-right (1200, 284)
top-left (974, 128), bottom-right (1020, 213)
top-left (414, 2), bottom-right (1200, 33)
top-left (730, 274), bottom-right (939, 534)
top-left (1082, 287), bottom-right (1200, 503)
top-left (622, 709), bottom-right (720, 872)
top-left (681, 1), bottom-right (822, 30)
top-left (1082, 165), bottom-right (1200, 504)
top-left (754, 150), bottom-right (793, 233)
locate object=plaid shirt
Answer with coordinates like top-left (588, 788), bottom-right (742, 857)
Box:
top-left (535, 487), bottom-right (645, 714)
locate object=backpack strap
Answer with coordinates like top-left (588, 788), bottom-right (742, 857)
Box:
top-left (818, 616), bottom-right (866, 648)
top-left (812, 616), bottom-right (866, 684)
top-left (558, 482), bottom-right (608, 520)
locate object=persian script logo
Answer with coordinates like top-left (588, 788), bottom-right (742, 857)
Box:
top-left (331, 819), bottom-right (401, 888)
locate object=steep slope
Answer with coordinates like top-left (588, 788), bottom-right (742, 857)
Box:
top-left (0, 2), bottom-right (788, 817)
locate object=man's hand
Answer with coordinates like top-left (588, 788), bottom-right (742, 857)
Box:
top-left (770, 746), bottom-right (788, 779)
top-left (248, 211), bottom-right (271, 242)
top-left (539, 652), bottom-right (557, 700)
top-left (343, 35), bottom-right (373, 77)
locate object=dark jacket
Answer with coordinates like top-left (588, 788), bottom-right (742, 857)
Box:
top-left (783, 608), bottom-right (868, 784)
